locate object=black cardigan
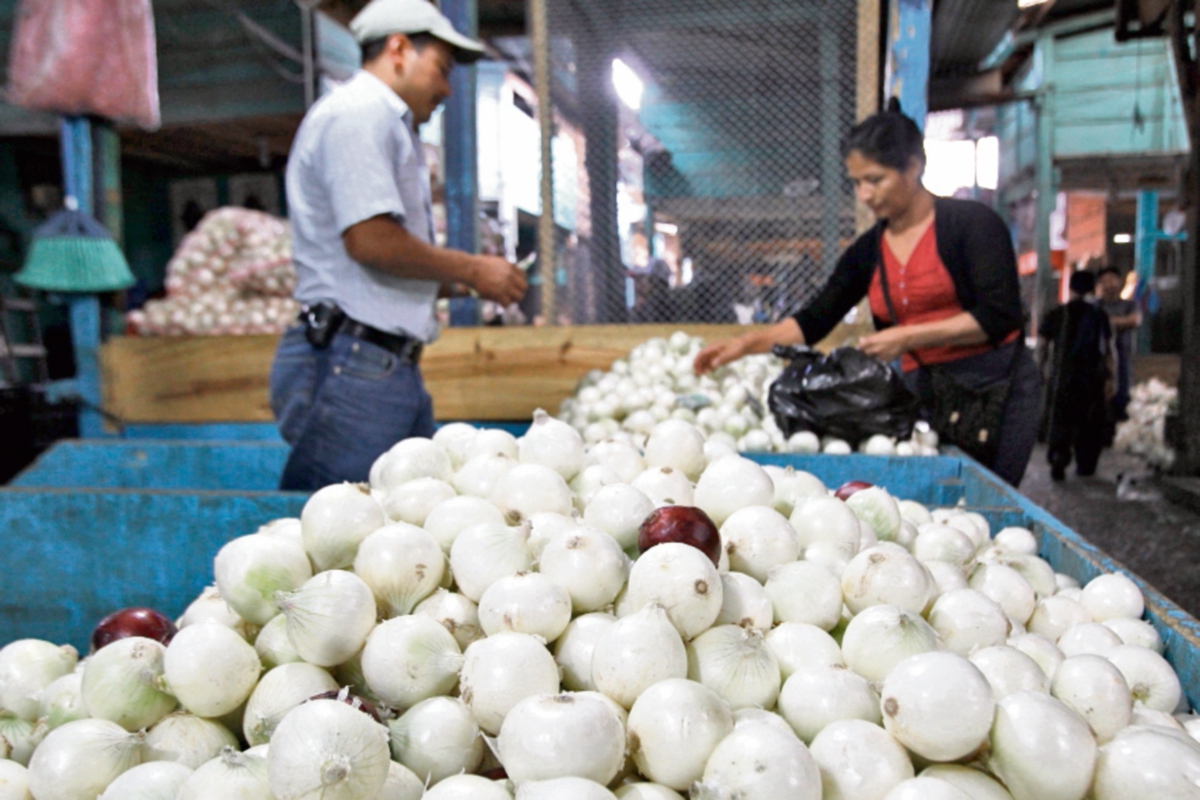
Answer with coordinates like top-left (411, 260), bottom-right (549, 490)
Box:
top-left (793, 197), bottom-right (1023, 347)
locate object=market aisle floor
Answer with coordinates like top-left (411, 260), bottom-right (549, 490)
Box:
top-left (1019, 444), bottom-right (1200, 619)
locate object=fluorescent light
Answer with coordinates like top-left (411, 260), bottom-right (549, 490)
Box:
top-left (655, 222), bottom-right (679, 235)
top-left (1113, 233), bottom-right (1133, 244)
top-left (612, 59), bottom-right (644, 111)
top-left (1018, 0), bottom-right (1052, 8)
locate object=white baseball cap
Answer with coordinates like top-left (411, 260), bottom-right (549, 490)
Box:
top-left (351, 0), bottom-right (486, 63)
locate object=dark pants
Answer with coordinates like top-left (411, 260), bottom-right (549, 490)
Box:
top-left (269, 325), bottom-right (435, 491)
top-left (1048, 381), bottom-right (1108, 477)
top-left (903, 341), bottom-right (1043, 488)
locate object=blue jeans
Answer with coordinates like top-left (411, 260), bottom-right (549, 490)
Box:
top-left (270, 325), bottom-right (435, 491)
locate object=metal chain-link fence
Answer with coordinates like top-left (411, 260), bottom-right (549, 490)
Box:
top-left (505, 0), bottom-right (870, 326)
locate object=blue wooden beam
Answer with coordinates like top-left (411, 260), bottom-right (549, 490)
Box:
top-left (442, 0), bottom-right (480, 325)
top-left (887, 0), bottom-right (932, 129)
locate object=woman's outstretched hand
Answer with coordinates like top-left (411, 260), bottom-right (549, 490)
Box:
top-left (693, 337), bottom-right (753, 375)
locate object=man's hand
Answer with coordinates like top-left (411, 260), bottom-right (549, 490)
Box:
top-left (469, 256), bottom-right (527, 306)
top-left (858, 327), bottom-right (913, 362)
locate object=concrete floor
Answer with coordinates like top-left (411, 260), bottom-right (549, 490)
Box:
top-left (1018, 443), bottom-right (1200, 619)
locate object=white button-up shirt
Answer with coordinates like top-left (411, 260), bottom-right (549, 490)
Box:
top-left (286, 70), bottom-right (439, 340)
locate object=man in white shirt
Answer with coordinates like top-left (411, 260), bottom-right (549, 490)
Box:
top-left (271, 0), bottom-right (526, 490)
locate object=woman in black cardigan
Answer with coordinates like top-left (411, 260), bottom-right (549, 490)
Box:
top-left (695, 106), bottom-right (1042, 486)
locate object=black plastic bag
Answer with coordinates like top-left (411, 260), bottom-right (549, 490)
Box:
top-left (768, 345), bottom-right (920, 446)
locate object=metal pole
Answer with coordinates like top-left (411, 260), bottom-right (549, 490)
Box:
top-left (1034, 32), bottom-right (1058, 327)
top-left (301, 5), bottom-right (316, 108)
top-left (530, 0), bottom-right (556, 324)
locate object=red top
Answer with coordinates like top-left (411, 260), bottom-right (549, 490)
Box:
top-left (868, 223), bottom-right (1017, 372)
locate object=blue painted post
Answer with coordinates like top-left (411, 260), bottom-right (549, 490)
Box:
top-left (887, 0), bottom-right (932, 129)
top-left (442, 0), bottom-right (479, 326)
top-left (1134, 190), bottom-right (1159, 297)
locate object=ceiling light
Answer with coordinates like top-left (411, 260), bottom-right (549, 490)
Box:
top-left (1113, 233), bottom-right (1132, 244)
top-left (612, 59), bottom-right (644, 111)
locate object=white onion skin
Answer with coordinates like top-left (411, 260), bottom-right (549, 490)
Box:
top-left (478, 573), bottom-right (573, 642)
top-left (387, 696), bottom-right (483, 785)
top-left (1107, 644), bottom-right (1183, 713)
top-left (1080, 572), bottom-right (1145, 622)
top-left (778, 665), bottom-right (881, 743)
top-left (449, 522), bottom-right (533, 602)
top-left (632, 466), bottom-right (695, 508)
top-left (841, 545), bottom-right (932, 616)
top-left (692, 721), bottom-right (822, 800)
top-left (968, 646), bottom-right (1049, 700)
top-left (213, 534), bottom-right (314, 626)
top-left (176, 747), bottom-right (272, 800)
top-left (764, 561), bottom-right (843, 631)
top-left (1027, 595), bottom-right (1093, 642)
top-left (808, 719), bottom-right (914, 800)
top-left (1050, 655), bottom-right (1132, 743)
top-left (276, 570), bottom-right (378, 668)
top-left (459, 632), bottom-right (561, 735)
top-left (840, 604), bottom-right (941, 684)
top-left (766, 623), bottom-right (845, 678)
top-left (380, 759), bottom-right (425, 800)
top-left (897, 500), bottom-right (933, 527)
top-left (1057, 622), bottom-right (1122, 657)
top-left (627, 679), bottom-right (734, 791)
top-left (623, 543), bottom-right (723, 640)
top-left (555, 613), bottom-right (617, 692)
top-left (38, 671), bottom-right (86, 731)
top-left (28, 718), bottom-right (146, 800)
top-left (452, 454), bottom-right (516, 499)
top-left (719, 506), bottom-right (799, 582)
top-left (497, 692), bottom-right (625, 785)
top-left (1103, 617), bottom-right (1165, 653)
top-left (98, 760), bottom-right (192, 800)
top-left (716, 572), bottom-right (774, 631)
top-left (538, 526), bottom-right (630, 613)
top-left (82, 636), bottom-right (177, 732)
top-left (694, 457), bottom-right (775, 525)
top-left (424, 496), bottom-right (507, 555)
top-left (986, 691), bottom-right (1097, 800)
top-left (515, 777), bottom-right (616, 800)
top-left (686, 626), bottom-right (781, 711)
top-left (423, 774), bottom-right (513, 799)
top-left (585, 440), bottom-right (647, 484)
top-left (918, 765), bottom-right (1015, 800)
top-left (300, 482), bottom-right (385, 572)
top-left (164, 623), bottom-right (261, 718)
top-left (519, 409), bottom-right (586, 480)
top-left (846, 487), bottom-right (902, 541)
top-left (791, 496), bottom-right (861, 560)
top-left (644, 419), bottom-right (707, 481)
top-left (926, 560), bottom-right (969, 597)
top-left (1007, 633), bottom-right (1065, 680)
top-left (360, 615), bottom-right (462, 709)
top-left (254, 615), bottom-right (302, 670)
top-left (968, 563), bottom-right (1036, 626)
top-left (1092, 726), bottom-right (1200, 799)
top-left (414, 589), bottom-right (482, 650)
top-left (353, 523), bottom-right (445, 618)
top-left (592, 605), bottom-right (687, 710)
top-left (267, 699), bottom-right (391, 800)
top-left (928, 589), bottom-right (1010, 657)
top-left (880, 651), bottom-right (995, 762)
top-left (465, 428), bottom-right (520, 462)
top-left (614, 783), bottom-right (684, 800)
top-left (243, 663), bottom-right (339, 746)
top-left (583, 484), bottom-right (656, 550)
top-left (0, 760), bottom-right (31, 800)
top-left (383, 477), bottom-right (457, 525)
top-left (144, 713), bottom-right (238, 769)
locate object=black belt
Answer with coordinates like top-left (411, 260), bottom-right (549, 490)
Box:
top-left (299, 303), bottom-right (423, 364)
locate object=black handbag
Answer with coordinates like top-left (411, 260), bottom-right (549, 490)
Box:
top-left (876, 255), bottom-right (1022, 465)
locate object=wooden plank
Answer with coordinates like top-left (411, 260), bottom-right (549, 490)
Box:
top-left (101, 323), bottom-right (871, 424)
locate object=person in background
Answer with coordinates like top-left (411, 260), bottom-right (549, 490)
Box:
top-left (1039, 270), bottom-right (1114, 481)
top-left (270, 0), bottom-right (527, 491)
top-left (694, 103), bottom-right (1041, 486)
top-left (1096, 265), bottom-right (1141, 427)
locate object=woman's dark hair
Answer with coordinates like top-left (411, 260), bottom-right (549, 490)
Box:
top-left (361, 32), bottom-right (439, 65)
top-left (1097, 265), bottom-right (1122, 280)
top-left (1070, 269), bottom-right (1097, 295)
top-left (841, 97), bottom-right (926, 171)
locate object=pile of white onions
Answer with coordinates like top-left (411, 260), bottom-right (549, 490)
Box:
top-left (2, 413), bottom-right (1197, 800)
top-left (556, 331), bottom-right (938, 456)
top-left (1114, 378), bottom-right (1178, 470)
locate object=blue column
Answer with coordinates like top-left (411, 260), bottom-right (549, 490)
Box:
top-left (888, 0), bottom-right (932, 129)
top-left (442, 0), bottom-right (479, 325)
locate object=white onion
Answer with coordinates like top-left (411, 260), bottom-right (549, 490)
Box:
top-left (791, 497), bottom-right (862, 561)
top-left (383, 478), bottom-right (457, 525)
top-left (424, 495), bottom-right (507, 554)
top-left (432, 422), bottom-right (479, 468)
top-left (766, 622), bottom-right (845, 678)
top-left (213, 534), bottom-right (315, 627)
top-left (786, 431), bottom-right (821, 454)
top-left (253, 615), bottom-right (301, 670)
top-left (623, 542), bottom-right (723, 639)
top-left (0, 713), bottom-right (41, 766)
top-left (82, 637), bottom-right (177, 732)
top-left (881, 651), bottom-right (994, 761)
top-left (98, 761), bottom-right (192, 800)
top-left (803, 541), bottom-right (851, 577)
top-left (27, 718), bottom-right (145, 800)
top-left (361, 615), bottom-right (462, 709)
top-left (841, 604), bottom-right (941, 683)
top-left (37, 671), bottom-right (86, 731)
top-left (592, 604), bottom-right (687, 709)
top-left (177, 586), bottom-right (254, 641)
top-left (716, 572), bottom-right (774, 631)
top-left (895, 519), bottom-right (919, 550)
top-left (538, 526), bottom-right (630, 613)
top-left (764, 561), bottom-right (843, 631)
top-left (764, 466), bottom-right (827, 517)
top-left (686, 625), bottom-right (780, 710)
top-left (913, 524), bottom-right (975, 568)
top-left (934, 511), bottom-right (988, 552)
top-left (423, 774), bottom-right (513, 799)
top-left (1057, 622), bottom-right (1123, 657)
top-left (968, 646), bottom-right (1049, 699)
top-left (644, 419), bottom-right (708, 481)
top-left (614, 783), bottom-right (684, 800)
top-left (720, 506), bottom-right (799, 582)
top-left (1055, 573), bottom-right (1082, 593)
top-left (515, 777), bottom-right (616, 800)
top-left (993, 527), bottom-right (1038, 555)
top-left (387, 696), bottom-right (483, 784)
top-left (520, 409), bottom-right (586, 480)
top-left (164, 623), bottom-right (261, 718)
top-left (452, 454), bottom-right (516, 499)
top-left (583, 484), bottom-right (656, 551)
top-left (627, 678), bottom-right (734, 791)
top-left (176, 747), bottom-right (271, 799)
top-left (694, 457), bottom-right (774, 525)
top-left (267, 699), bottom-right (391, 800)
top-left (275, 570), bottom-right (377, 667)
top-left (0, 640), bottom-right (78, 723)
top-left (883, 779), bottom-right (972, 800)
top-left (823, 439), bottom-right (852, 454)
top-left (0, 760), bottom-right (31, 800)
top-left (808, 719), bottom-right (914, 799)
top-left (1103, 617), bottom-right (1165, 653)
top-left (692, 720), bottom-right (822, 800)
top-left (585, 440), bottom-right (647, 483)
top-left (926, 561), bottom-right (969, 597)
top-left (499, 692), bottom-right (625, 784)
top-left (379, 760), bottom-right (425, 800)
top-left (144, 713), bottom-right (236, 770)
top-left (897, 500), bottom-right (932, 526)
top-left (555, 613), bottom-right (617, 692)
top-left (928, 589), bottom-right (1010, 656)
top-left (449, 521), bottom-right (533, 601)
top-left (570, 464), bottom-right (623, 509)
top-left (632, 466), bottom-right (695, 507)
top-left (987, 691), bottom-right (1097, 800)
top-left (704, 438), bottom-right (738, 463)
top-left (987, 553), bottom-right (1057, 600)
top-left (491, 463), bottom-right (575, 520)
top-left (1107, 644), bottom-right (1183, 712)
top-left (846, 487), bottom-right (902, 541)
top-left (1050, 654), bottom-right (1132, 743)
top-left (374, 438), bottom-right (453, 492)
top-left (478, 573), bottom-right (572, 641)
top-left (414, 589), bottom-right (482, 650)
top-left (526, 512), bottom-right (579, 558)
top-left (300, 482), bottom-right (385, 571)
top-left (1132, 702), bottom-right (1186, 729)
top-left (1092, 725), bottom-right (1200, 798)
top-left (243, 663), bottom-right (339, 746)
top-left (841, 545), bottom-right (932, 616)
top-left (778, 665), bottom-right (881, 743)
top-left (465, 428), bottom-right (520, 462)
top-left (968, 563), bottom-right (1036, 626)
top-left (354, 523), bottom-right (444, 617)
top-left (1007, 633), bottom-right (1065, 682)
top-left (459, 631), bottom-right (561, 735)
top-left (1081, 573), bottom-right (1145, 622)
top-left (918, 765), bottom-right (1015, 800)
top-left (1027, 595), bottom-right (1092, 641)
